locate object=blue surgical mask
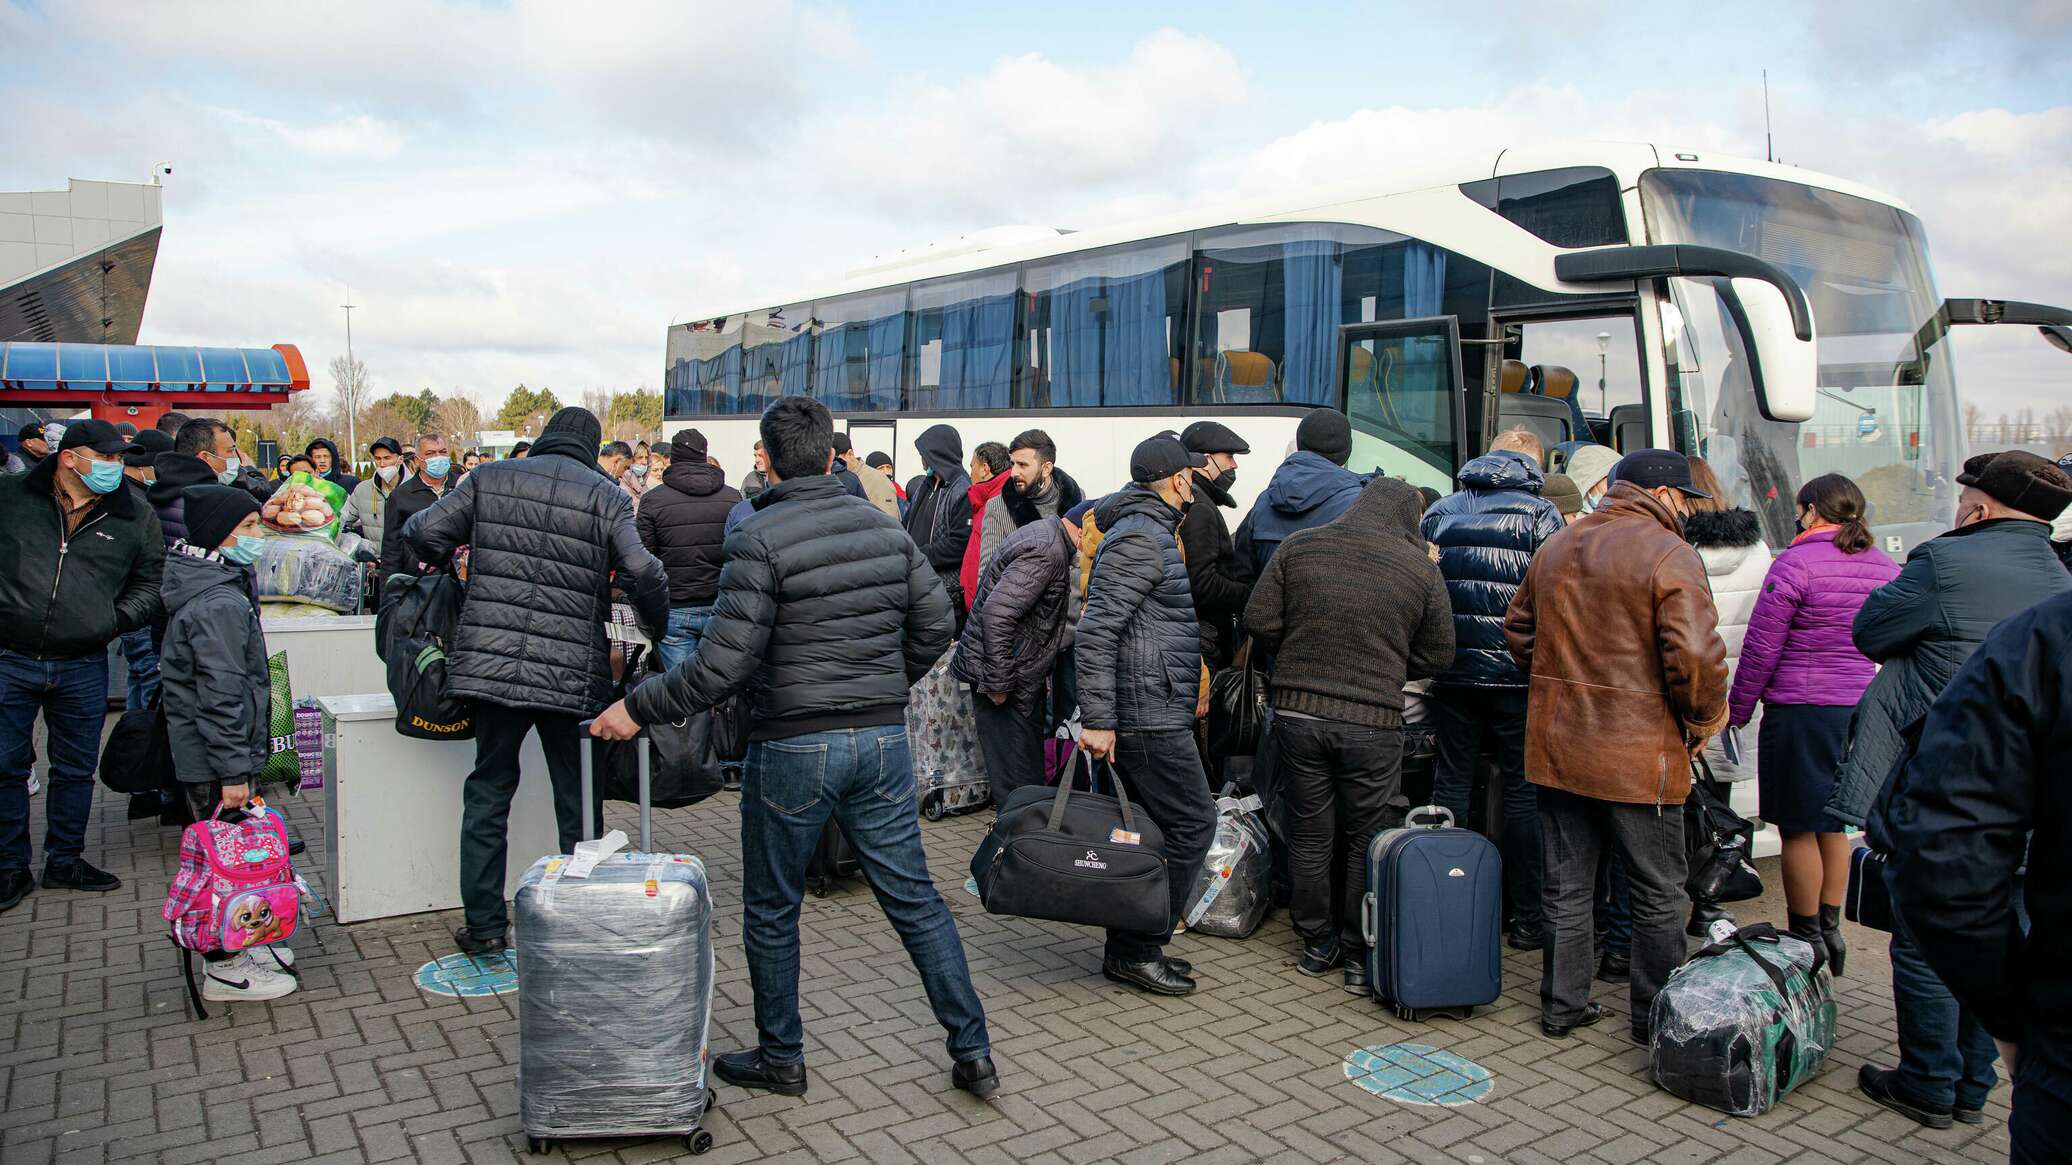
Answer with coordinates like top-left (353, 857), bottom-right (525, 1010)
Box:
top-left (221, 534), bottom-right (266, 565)
top-left (424, 455), bottom-right (452, 478)
top-left (78, 455), bottom-right (124, 495)
top-left (631, 463), bottom-right (649, 478)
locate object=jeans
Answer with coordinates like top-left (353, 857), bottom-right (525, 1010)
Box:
top-left (458, 702), bottom-right (586, 937)
top-left (0, 649), bottom-right (108, 871)
top-left (973, 696), bottom-right (1045, 803)
top-left (1539, 786), bottom-right (1688, 1027)
top-left (1889, 914), bottom-right (1999, 1110)
top-left (2013, 1054), bottom-right (2072, 1164)
top-left (655, 605), bottom-right (714, 673)
top-left (1105, 727), bottom-right (1218, 963)
top-left (742, 725), bottom-right (989, 1066)
top-left (1275, 715), bottom-right (1402, 950)
top-left (120, 627), bottom-right (160, 712)
top-left (1430, 686), bottom-right (1541, 934)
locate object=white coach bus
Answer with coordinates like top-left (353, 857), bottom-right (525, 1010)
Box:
top-left (663, 141), bottom-right (2070, 556)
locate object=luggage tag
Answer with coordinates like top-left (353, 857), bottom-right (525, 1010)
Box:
top-left (563, 830), bottom-right (628, 879)
top-left (1109, 828), bottom-right (1141, 846)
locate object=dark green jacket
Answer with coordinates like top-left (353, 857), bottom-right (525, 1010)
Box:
top-left (0, 454), bottom-right (165, 660)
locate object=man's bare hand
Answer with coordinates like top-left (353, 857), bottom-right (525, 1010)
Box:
top-left (220, 782), bottom-right (251, 811)
top-left (1080, 727), bottom-right (1117, 760)
top-left (987, 691), bottom-right (1008, 706)
top-left (589, 699), bottom-right (641, 741)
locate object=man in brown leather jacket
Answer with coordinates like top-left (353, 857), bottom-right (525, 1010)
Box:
top-left (1504, 449), bottom-right (1729, 1044)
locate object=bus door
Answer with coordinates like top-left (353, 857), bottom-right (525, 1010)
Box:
top-left (1337, 316), bottom-right (1466, 496)
top-left (843, 420), bottom-right (897, 470)
top-left (1486, 306), bottom-right (1647, 469)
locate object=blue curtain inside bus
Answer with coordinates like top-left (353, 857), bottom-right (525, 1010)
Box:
top-left (865, 315), bottom-right (906, 410)
top-left (1102, 269), bottom-right (1172, 406)
top-left (939, 292), bottom-right (1015, 410)
top-left (1404, 243), bottom-right (1447, 318)
top-left (1049, 279), bottom-right (1103, 407)
top-left (1281, 240), bottom-right (1341, 405)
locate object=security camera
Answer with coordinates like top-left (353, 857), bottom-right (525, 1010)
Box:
top-left (149, 162), bottom-right (173, 185)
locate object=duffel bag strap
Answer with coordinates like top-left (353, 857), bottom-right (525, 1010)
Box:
top-left (1047, 750), bottom-right (1140, 835)
top-left (1691, 922), bottom-right (1824, 992)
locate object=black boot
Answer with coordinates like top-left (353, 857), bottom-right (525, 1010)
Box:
top-left (1818, 903), bottom-right (1846, 977)
top-left (1786, 912), bottom-right (1824, 965)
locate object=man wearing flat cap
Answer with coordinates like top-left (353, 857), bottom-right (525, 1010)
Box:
top-left (1177, 421), bottom-right (1254, 672)
top-left (1825, 449), bottom-right (2072, 1128)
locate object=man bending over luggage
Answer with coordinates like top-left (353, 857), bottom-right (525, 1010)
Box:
top-left (1075, 434), bottom-right (1220, 996)
top-left (1244, 476), bottom-right (1455, 993)
top-left (591, 394), bottom-right (997, 1101)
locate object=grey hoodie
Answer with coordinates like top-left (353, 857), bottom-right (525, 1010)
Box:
top-left (158, 546), bottom-right (270, 786)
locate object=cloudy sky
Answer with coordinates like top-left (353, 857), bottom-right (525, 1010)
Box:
top-left (4, 1), bottom-right (2068, 418)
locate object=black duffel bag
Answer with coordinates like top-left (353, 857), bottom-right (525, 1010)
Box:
top-left (1686, 763), bottom-right (1762, 904)
top-left (99, 704), bottom-right (173, 794)
top-left (378, 571), bottom-right (473, 740)
top-left (1206, 639), bottom-right (1267, 758)
top-left (970, 753), bottom-right (1170, 934)
top-left (596, 665), bottom-right (725, 810)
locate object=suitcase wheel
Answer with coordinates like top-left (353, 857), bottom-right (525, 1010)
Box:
top-left (526, 1137), bottom-right (552, 1155)
top-left (923, 793), bottom-right (944, 822)
top-left (686, 1130), bottom-right (714, 1155)
top-left (705, 1088), bottom-right (718, 1113)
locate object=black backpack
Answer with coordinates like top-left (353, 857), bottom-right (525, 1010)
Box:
top-left (378, 572), bottom-right (474, 740)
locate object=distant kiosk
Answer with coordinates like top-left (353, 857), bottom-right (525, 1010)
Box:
top-left (0, 340), bottom-right (312, 430)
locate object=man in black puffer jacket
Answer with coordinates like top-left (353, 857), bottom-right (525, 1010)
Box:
top-left (636, 428), bottom-right (741, 672)
top-left (593, 395), bottom-right (996, 1103)
top-left (402, 407), bottom-right (668, 958)
top-left (1418, 429), bottom-right (1562, 950)
top-left (903, 423), bottom-right (974, 615)
top-left (1077, 434), bottom-right (1219, 998)
top-left (952, 500), bottom-right (1092, 799)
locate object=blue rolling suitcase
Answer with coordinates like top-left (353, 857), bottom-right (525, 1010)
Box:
top-left (1362, 805), bottom-right (1502, 1021)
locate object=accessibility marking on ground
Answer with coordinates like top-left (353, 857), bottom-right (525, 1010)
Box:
top-left (1343, 1043), bottom-right (1494, 1107)
top-left (415, 951), bottom-right (519, 998)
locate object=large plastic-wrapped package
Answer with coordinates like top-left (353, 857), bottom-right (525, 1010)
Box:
top-left (255, 534), bottom-right (362, 613)
top-left (1649, 926), bottom-right (1836, 1116)
top-left (514, 852), bottom-right (715, 1144)
top-left (1183, 793), bottom-right (1270, 938)
top-left (260, 471), bottom-right (346, 539)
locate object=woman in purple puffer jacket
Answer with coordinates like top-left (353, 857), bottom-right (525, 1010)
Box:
top-left (1729, 473), bottom-right (1899, 975)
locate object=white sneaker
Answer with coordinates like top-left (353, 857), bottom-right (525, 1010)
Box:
top-left (200, 952), bottom-right (298, 1002)
top-left (255, 944), bottom-right (296, 972)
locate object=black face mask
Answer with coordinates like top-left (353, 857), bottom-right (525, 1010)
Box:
top-left (1213, 467), bottom-right (1237, 491)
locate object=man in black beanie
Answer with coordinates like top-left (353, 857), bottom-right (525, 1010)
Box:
top-left (1233, 408), bottom-right (1366, 576)
top-left (402, 405), bottom-right (670, 956)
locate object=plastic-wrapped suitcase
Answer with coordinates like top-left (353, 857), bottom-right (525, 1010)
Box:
top-left (1649, 924), bottom-right (1836, 1116)
top-left (514, 727), bottom-right (719, 1156)
top-left (1362, 804), bottom-right (1502, 1021)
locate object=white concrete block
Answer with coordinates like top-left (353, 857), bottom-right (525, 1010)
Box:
top-left (0, 212), bottom-right (33, 243)
top-left (35, 242), bottom-right (70, 270)
top-left (72, 218), bottom-right (110, 251)
top-left (68, 180), bottom-right (109, 221)
top-left (31, 215), bottom-right (72, 246)
top-left (0, 241), bottom-right (38, 285)
top-left (0, 193), bottom-right (32, 214)
top-left (104, 182), bottom-right (144, 223)
top-left (30, 190), bottom-right (70, 217)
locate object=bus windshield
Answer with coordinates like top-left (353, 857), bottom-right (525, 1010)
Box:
top-left (1641, 169), bottom-right (1963, 555)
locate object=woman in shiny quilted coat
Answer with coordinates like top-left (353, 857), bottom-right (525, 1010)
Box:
top-left (1728, 473), bottom-right (1899, 973)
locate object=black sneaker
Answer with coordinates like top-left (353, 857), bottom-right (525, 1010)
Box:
top-left (41, 859), bottom-right (120, 893)
top-left (952, 1055), bottom-right (1000, 1100)
top-left (1952, 1105), bottom-right (1985, 1126)
top-left (1541, 1001), bottom-right (1604, 1039)
top-left (1596, 949), bottom-right (1631, 983)
top-left (1342, 961), bottom-right (1372, 997)
top-left (0, 868), bottom-right (32, 913)
top-left (713, 1048), bottom-right (808, 1097)
top-left (1297, 940), bottom-right (1345, 977)
top-left (453, 926), bottom-right (509, 957)
top-left (1858, 1064), bottom-right (1954, 1129)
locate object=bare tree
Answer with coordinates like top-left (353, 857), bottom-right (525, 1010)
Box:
top-left (329, 353), bottom-right (372, 466)
top-left (2016, 406), bottom-right (2039, 446)
top-left (1963, 402), bottom-right (1986, 444)
top-left (430, 394), bottom-right (484, 448)
top-left (580, 387), bottom-right (613, 422)
top-left (2046, 406), bottom-right (2072, 459)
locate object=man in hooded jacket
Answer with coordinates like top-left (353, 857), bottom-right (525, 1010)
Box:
top-left (305, 437), bottom-right (360, 494)
top-left (1234, 409), bottom-right (1366, 576)
top-left (904, 424), bottom-right (975, 614)
top-left (402, 407), bottom-right (669, 956)
top-left (637, 428), bottom-right (743, 670)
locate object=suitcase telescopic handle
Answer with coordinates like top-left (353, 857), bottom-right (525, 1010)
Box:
top-left (1406, 804), bottom-right (1453, 829)
top-left (577, 720), bottom-right (651, 853)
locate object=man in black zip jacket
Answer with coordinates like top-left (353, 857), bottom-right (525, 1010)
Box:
top-left (1077, 434), bottom-right (1219, 997)
top-left (0, 420), bottom-right (165, 911)
top-left (636, 428), bottom-right (741, 670)
top-left (592, 395), bottom-right (997, 1102)
top-left (903, 423), bottom-right (973, 614)
top-left (1177, 420), bottom-right (1253, 670)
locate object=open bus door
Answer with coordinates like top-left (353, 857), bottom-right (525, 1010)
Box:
top-left (1337, 316), bottom-right (1468, 497)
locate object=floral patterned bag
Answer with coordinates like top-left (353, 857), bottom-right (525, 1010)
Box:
top-left (906, 654), bottom-right (990, 819)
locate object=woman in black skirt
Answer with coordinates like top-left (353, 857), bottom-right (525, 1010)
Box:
top-left (1725, 475), bottom-right (1899, 973)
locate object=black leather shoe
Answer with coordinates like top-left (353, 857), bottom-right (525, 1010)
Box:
top-left (1102, 956), bottom-right (1196, 996)
top-left (952, 1055), bottom-right (999, 1099)
top-left (1953, 1105), bottom-right (1985, 1126)
top-left (1541, 1001), bottom-right (1604, 1039)
top-left (1164, 957), bottom-right (1192, 976)
top-left (1687, 903), bottom-right (1734, 938)
top-left (1631, 1024), bottom-right (1651, 1047)
top-left (1506, 924), bottom-right (1545, 951)
top-left (713, 1048), bottom-right (808, 1097)
top-left (453, 926), bottom-right (508, 957)
top-left (1342, 961), bottom-right (1371, 996)
top-left (0, 868), bottom-right (32, 913)
top-left (285, 820), bottom-right (308, 857)
top-left (1859, 1065), bottom-right (1953, 1129)
top-left (41, 859), bottom-right (120, 893)
top-left (1296, 940), bottom-right (1345, 977)
top-left (1596, 949), bottom-right (1631, 983)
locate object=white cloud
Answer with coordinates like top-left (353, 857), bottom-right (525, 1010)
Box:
top-left (216, 110), bottom-right (406, 160)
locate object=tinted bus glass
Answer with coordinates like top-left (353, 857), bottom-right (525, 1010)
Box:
top-left (811, 289), bottom-right (906, 412)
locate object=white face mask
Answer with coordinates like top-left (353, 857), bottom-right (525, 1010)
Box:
top-left (375, 463), bottom-right (401, 482)
top-left (216, 453), bottom-right (243, 485)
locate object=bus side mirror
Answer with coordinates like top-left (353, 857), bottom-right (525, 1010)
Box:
top-left (1724, 277), bottom-right (1819, 423)
top-left (2043, 324), bottom-right (2072, 355)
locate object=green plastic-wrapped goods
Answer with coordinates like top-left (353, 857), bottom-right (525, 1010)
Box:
top-left (260, 471), bottom-right (346, 540)
top-left (1649, 925), bottom-right (1836, 1116)
top-left (259, 649), bottom-right (301, 788)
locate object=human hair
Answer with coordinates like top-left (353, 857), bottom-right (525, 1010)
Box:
top-left (1684, 455), bottom-right (1730, 514)
top-left (633, 441), bottom-right (649, 457)
top-left (156, 411), bottom-right (192, 437)
top-left (1797, 473), bottom-right (1874, 553)
top-left (286, 454), bottom-right (315, 473)
top-left (1010, 428), bottom-right (1057, 464)
top-left (759, 394), bottom-right (835, 481)
top-left (1489, 428), bottom-right (1543, 464)
top-left (974, 441), bottom-right (1011, 475)
top-left (1418, 485), bottom-right (1442, 512)
top-left (830, 431), bottom-right (853, 455)
top-left (172, 417), bottom-right (227, 456)
top-left (601, 441), bottom-right (633, 459)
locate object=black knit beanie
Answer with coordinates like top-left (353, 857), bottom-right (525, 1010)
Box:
top-left (542, 406), bottom-right (603, 450)
top-left (1296, 409), bottom-right (1353, 466)
top-left (182, 484), bottom-right (261, 551)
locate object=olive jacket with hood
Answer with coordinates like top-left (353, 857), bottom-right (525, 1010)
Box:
top-left (158, 544), bottom-right (269, 786)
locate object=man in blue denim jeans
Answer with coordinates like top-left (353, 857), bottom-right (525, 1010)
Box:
top-left (594, 395), bottom-right (996, 1102)
top-left (635, 428), bottom-right (741, 671)
top-left (0, 420), bottom-right (167, 912)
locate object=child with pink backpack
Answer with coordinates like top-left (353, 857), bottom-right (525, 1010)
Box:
top-left (156, 486), bottom-right (310, 1008)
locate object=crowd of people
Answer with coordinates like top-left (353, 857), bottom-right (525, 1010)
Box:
top-left (4, 400), bottom-right (2072, 1152)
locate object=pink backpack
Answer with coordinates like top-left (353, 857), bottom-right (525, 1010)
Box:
top-left (163, 803), bottom-right (303, 954)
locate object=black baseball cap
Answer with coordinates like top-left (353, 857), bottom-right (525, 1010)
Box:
top-left (123, 428), bottom-right (173, 466)
top-left (17, 421), bottom-right (48, 444)
top-left (58, 418), bottom-right (129, 456)
top-left (1180, 420), bottom-right (1251, 456)
top-left (1129, 433), bottom-right (1206, 483)
top-left (1610, 448), bottom-right (1710, 499)
top-left (369, 436), bottom-right (403, 457)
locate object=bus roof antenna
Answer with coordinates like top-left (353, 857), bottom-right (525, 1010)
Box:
top-left (1763, 70), bottom-right (1774, 163)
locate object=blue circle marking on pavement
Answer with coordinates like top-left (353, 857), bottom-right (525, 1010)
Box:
top-left (1343, 1043), bottom-right (1494, 1107)
top-left (415, 951), bottom-right (519, 998)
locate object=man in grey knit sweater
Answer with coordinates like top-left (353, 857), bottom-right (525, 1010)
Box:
top-left (1244, 475), bottom-right (1455, 992)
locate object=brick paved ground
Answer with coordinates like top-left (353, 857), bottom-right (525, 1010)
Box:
top-left (0, 766), bottom-right (2012, 1164)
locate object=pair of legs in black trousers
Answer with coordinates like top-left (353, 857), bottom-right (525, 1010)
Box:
top-left (1273, 714), bottom-right (1402, 954)
top-left (1538, 786), bottom-right (1688, 1034)
top-left (972, 696), bottom-right (1046, 803)
top-left (1429, 686), bottom-right (1541, 939)
top-left (1103, 727), bottom-right (1217, 965)
top-left (459, 701), bottom-right (587, 941)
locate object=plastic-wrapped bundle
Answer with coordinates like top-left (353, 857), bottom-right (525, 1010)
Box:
top-left (514, 853), bottom-right (716, 1144)
top-left (255, 534), bottom-right (362, 613)
top-left (1649, 925), bottom-right (1836, 1116)
top-left (1183, 793), bottom-right (1270, 938)
top-left (906, 654), bottom-right (990, 819)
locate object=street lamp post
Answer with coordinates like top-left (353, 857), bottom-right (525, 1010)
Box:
top-left (1596, 331), bottom-right (1612, 415)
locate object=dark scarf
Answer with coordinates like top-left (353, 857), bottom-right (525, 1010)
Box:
top-left (527, 430), bottom-right (608, 474)
top-left (1002, 466), bottom-right (1084, 529)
